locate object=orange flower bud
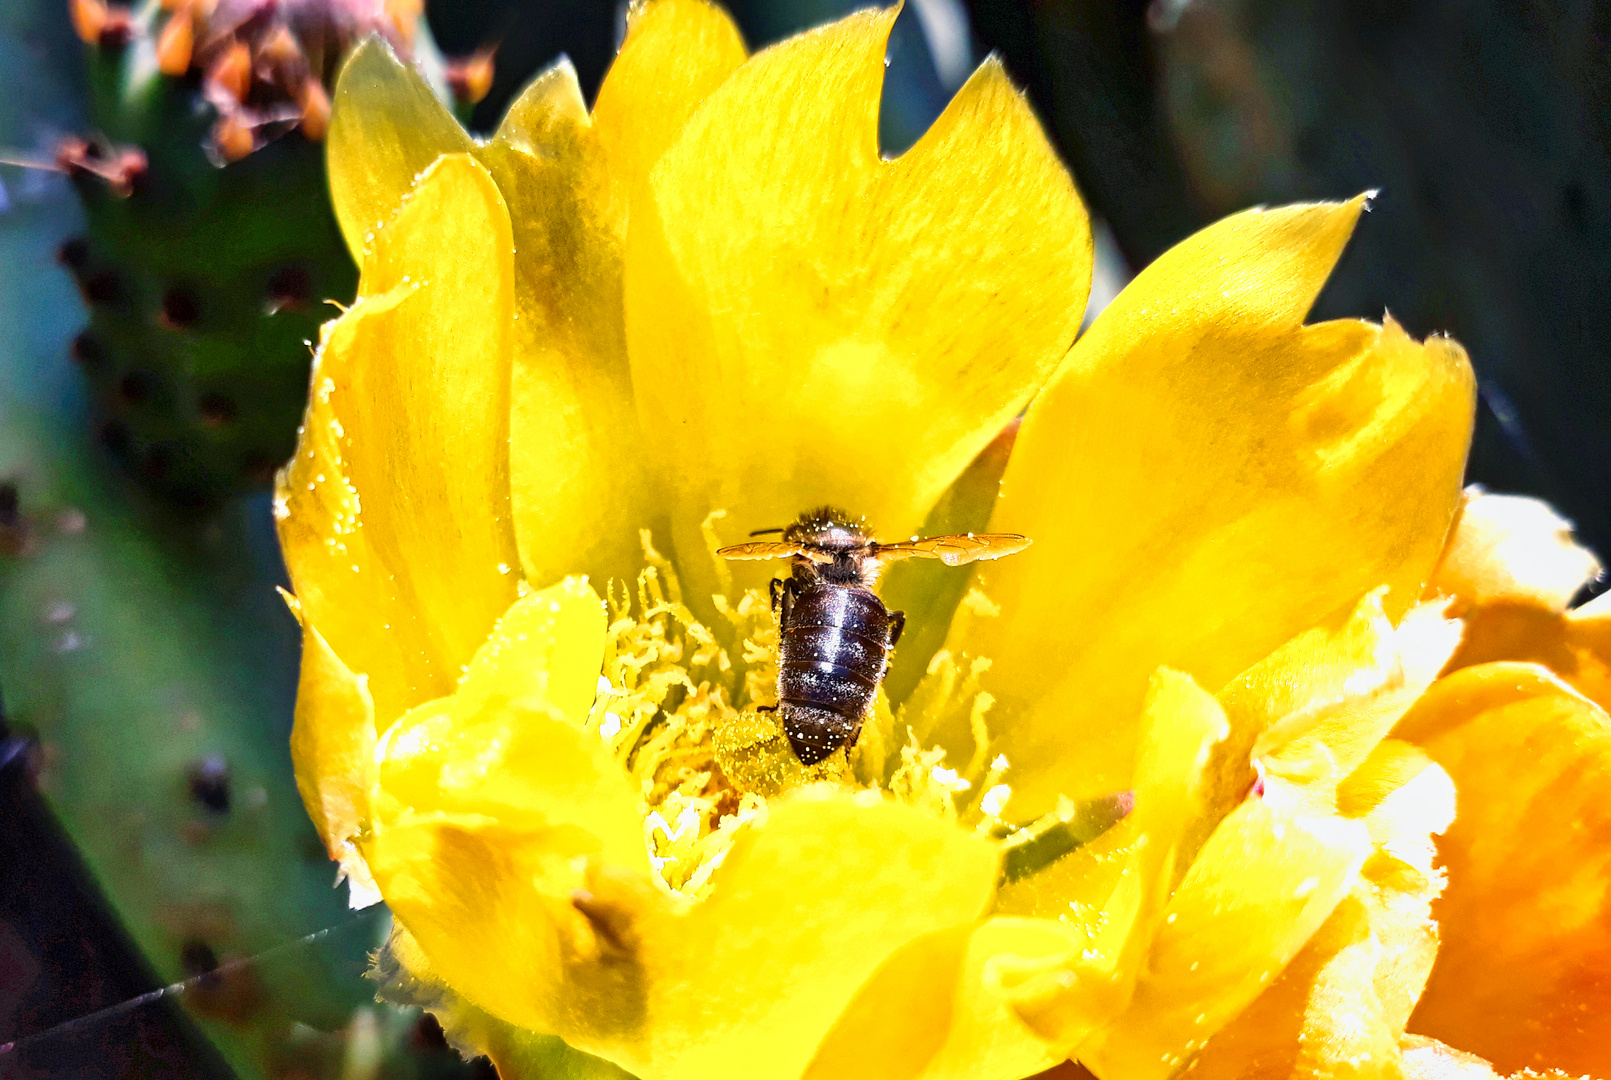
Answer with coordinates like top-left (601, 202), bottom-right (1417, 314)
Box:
top-left (299, 78), bottom-right (331, 142)
top-left (209, 40), bottom-right (252, 103)
top-left (446, 48), bottom-right (496, 107)
top-left (156, 7), bottom-right (194, 76)
top-left (69, 0), bottom-right (107, 44)
top-left (212, 115), bottom-right (254, 162)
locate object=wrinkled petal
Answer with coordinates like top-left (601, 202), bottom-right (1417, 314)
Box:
top-left (624, 7), bottom-right (1091, 602)
top-left (454, 577), bottom-right (607, 722)
top-left (1184, 742), bottom-right (1455, 1080)
top-left (997, 668), bottom-right (1225, 936)
top-left (1398, 1035), bottom-right (1604, 1080)
top-left (376, 924), bottom-right (635, 1080)
top-left (1442, 589), bottom-right (1611, 713)
top-left (328, 37), bottom-right (474, 260)
top-left (375, 578), bottom-right (613, 821)
top-left (1429, 488), bottom-right (1602, 613)
top-left (365, 573), bottom-right (648, 1035)
top-left (956, 199), bottom-right (1475, 814)
top-left (1080, 797), bottom-right (1370, 1079)
top-left (1395, 662), bottom-right (1611, 1076)
top-left (336, 153), bottom-right (521, 701)
top-left (286, 597), bottom-right (379, 902)
top-left (1192, 591), bottom-right (1459, 845)
top-left (378, 787), bottom-right (996, 1080)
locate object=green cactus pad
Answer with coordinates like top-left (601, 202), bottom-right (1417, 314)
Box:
top-left (64, 39), bottom-right (355, 505)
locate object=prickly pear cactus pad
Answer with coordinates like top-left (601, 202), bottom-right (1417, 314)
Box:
top-left (60, 0), bottom-right (450, 505)
top-left (0, 3), bottom-right (505, 1078)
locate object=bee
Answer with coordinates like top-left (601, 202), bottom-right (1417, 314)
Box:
top-left (717, 506), bottom-right (1031, 765)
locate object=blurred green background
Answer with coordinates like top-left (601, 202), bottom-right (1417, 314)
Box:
top-left (1, 0), bottom-right (1606, 1077)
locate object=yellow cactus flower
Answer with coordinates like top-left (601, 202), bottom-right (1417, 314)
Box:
top-left (276, 2), bottom-right (1594, 1078)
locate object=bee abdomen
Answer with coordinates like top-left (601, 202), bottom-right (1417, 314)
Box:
top-left (776, 585), bottom-right (893, 762)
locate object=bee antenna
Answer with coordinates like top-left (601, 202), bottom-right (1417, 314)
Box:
top-left (749, 527), bottom-right (784, 536)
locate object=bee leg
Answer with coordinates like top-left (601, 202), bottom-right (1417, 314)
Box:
top-left (756, 704), bottom-right (778, 714)
top-left (889, 610), bottom-right (906, 646)
top-left (770, 576), bottom-right (801, 631)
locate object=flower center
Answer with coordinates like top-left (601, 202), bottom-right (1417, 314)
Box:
top-left (582, 531), bottom-right (1115, 900)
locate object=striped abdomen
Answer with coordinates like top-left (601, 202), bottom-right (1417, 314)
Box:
top-left (777, 583), bottom-right (894, 764)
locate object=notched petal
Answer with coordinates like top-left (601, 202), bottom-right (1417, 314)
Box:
top-left (592, 0), bottom-right (747, 217)
top-left (626, 7), bottom-right (1090, 604)
top-left (961, 199), bottom-right (1475, 815)
top-left (475, 61), bottom-right (655, 590)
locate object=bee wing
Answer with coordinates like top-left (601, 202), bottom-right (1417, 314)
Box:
top-left (715, 541), bottom-right (810, 561)
top-left (874, 533), bottom-right (1032, 567)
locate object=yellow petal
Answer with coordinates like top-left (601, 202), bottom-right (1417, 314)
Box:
top-left (958, 199), bottom-right (1476, 814)
top-left (624, 8), bottom-right (1090, 602)
top-left (925, 918), bottom-right (1096, 1079)
top-left (364, 802), bottom-right (650, 1040)
top-left (997, 669), bottom-right (1225, 945)
top-left (337, 153), bottom-right (521, 698)
top-left (377, 777), bottom-right (995, 1080)
top-left (281, 156), bottom-right (519, 720)
top-left (592, 0), bottom-right (747, 220)
top-left (801, 925), bottom-right (976, 1080)
top-left (632, 791), bottom-right (999, 1079)
top-left (328, 37), bottom-right (473, 261)
top-left (275, 300), bottom-right (424, 724)
top-left (287, 598), bottom-right (378, 874)
top-left (454, 577), bottom-right (607, 723)
top-left (1081, 797), bottom-right (1371, 1079)
top-left (1397, 662), bottom-right (1611, 1075)
top-left (1185, 743), bottom-right (1455, 1080)
top-left (475, 62), bottom-right (655, 589)
top-left (1429, 489), bottom-right (1602, 612)
top-left (479, 1), bottom-right (744, 589)
top-left (1220, 592), bottom-right (1457, 826)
